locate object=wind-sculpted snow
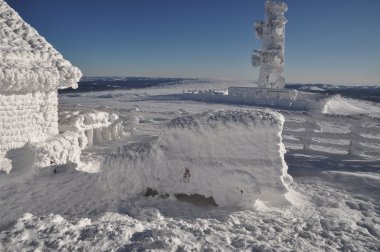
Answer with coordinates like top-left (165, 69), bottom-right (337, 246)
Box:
top-left (2, 175), bottom-right (379, 251)
top-left (26, 132), bottom-right (81, 168)
top-left (0, 0), bottom-right (82, 94)
top-left (322, 95), bottom-right (380, 116)
top-left (101, 109), bottom-right (293, 208)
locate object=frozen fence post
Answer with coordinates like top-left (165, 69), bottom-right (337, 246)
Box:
top-left (348, 124), bottom-right (360, 156)
top-left (302, 117), bottom-right (314, 151)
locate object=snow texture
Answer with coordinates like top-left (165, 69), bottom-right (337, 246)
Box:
top-left (26, 131), bottom-right (81, 168)
top-left (322, 95), bottom-right (380, 116)
top-left (0, 91), bottom-right (59, 172)
top-left (101, 109), bottom-right (293, 208)
top-left (0, 0), bottom-right (82, 94)
top-left (1, 80), bottom-right (379, 251)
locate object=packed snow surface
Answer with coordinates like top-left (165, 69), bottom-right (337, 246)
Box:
top-left (0, 79), bottom-right (379, 251)
top-left (102, 109), bottom-right (293, 208)
top-left (0, 0), bottom-right (82, 94)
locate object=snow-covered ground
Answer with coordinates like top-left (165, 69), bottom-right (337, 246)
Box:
top-left (1, 79), bottom-right (379, 251)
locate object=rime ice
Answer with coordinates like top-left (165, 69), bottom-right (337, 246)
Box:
top-left (0, 0), bottom-right (82, 172)
top-left (252, 0), bottom-right (288, 89)
top-left (101, 109), bottom-right (293, 208)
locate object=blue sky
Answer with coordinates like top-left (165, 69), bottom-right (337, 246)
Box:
top-left (5, 0), bottom-right (380, 85)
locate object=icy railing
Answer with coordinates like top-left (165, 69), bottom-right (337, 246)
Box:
top-left (282, 113), bottom-right (380, 159)
top-left (58, 107), bottom-right (139, 149)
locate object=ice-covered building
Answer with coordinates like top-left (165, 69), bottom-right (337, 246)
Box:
top-left (0, 0), bottom-right (82, 172)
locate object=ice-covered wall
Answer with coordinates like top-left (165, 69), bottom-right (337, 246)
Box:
top-left (0, 0), bottom-right (82, 94)
top-left (101, 109), bottom-right (293, 208)
top-left (0, 0), bottom-right (83, 172)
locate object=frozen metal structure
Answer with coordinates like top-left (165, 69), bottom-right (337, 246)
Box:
top-left (252, 0), bottom-right (288, 89)
top-left (182, 0), bottom-right (328, 111)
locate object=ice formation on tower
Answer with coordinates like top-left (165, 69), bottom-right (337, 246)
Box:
top-left (251, 0), bottom-right (288, 89)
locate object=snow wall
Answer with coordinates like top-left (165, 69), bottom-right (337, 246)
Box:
top-left (101, 109), bottom-right (293, 208)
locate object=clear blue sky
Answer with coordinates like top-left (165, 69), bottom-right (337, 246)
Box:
top-left (5, 0), bottom-right (380, 85)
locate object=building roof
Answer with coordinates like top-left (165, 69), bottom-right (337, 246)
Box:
top-left (0, 0), bottom-right (82, 94)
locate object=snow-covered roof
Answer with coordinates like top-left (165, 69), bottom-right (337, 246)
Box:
top-left (0, 0), bottom-right (82, 94)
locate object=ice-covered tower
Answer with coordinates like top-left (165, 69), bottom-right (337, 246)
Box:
top-left (252, 0), bottom-right (288, 89)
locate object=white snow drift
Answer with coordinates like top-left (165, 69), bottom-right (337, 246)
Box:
top-left (322, 95), bottom-right (380, 116)
top-left (101, 109), bottom-right (293, 208)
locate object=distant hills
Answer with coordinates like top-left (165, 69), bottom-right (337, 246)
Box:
top-left (59, 77), bottom-right (194, 93)
top-left (59, 77), bottom-right (380, 103)
top-left (286, 84), bottom-right (380, 103)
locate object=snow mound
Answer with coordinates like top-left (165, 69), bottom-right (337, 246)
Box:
top-left (0, 0), bottom-right (82, 94)
top-left (322, 95), bottom-right (380, 116)
top-left (26, 132), bottom-right (81, 168)
top-left (101, 109), bottom-right (293, 208)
